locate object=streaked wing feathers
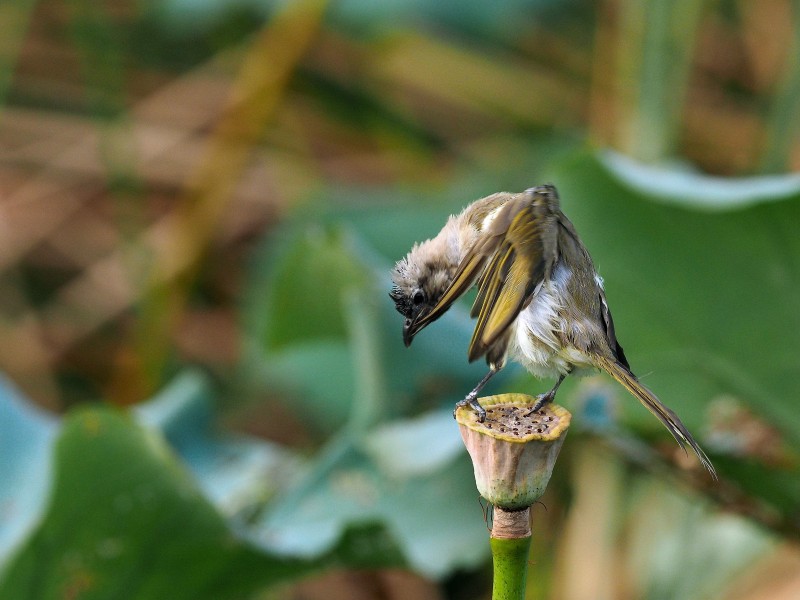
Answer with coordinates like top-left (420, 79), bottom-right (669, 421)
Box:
top-left (468, 203), bottom-right (551, 361)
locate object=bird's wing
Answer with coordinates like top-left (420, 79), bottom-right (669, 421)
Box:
top-left (467, 195), bottom-right (558, 362)
top-left (417, 189), bottom-right (559, 362)
top-left (599, 290), bottom-right (630, 369)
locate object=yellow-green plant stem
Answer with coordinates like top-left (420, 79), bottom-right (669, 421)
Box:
top-left (490, 535), bottom-right (531, 600)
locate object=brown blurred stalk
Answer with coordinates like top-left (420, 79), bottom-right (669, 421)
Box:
top-left (128, 0), bottom-right (328, 399)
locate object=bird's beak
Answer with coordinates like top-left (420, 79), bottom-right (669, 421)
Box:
top-left (403, 318), bottom-right (416, 347)
top-left (402, 307), bottom-right (431, 347)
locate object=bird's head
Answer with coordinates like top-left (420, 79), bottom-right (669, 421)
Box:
top-left (390, 238), bottom-right (457, 347)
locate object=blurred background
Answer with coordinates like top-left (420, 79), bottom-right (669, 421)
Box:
top-left (0, 0), bottom-right (799, 598)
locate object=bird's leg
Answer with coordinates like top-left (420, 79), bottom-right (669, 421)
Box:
top-left (526, 371), bottom-right (569, 415)
top-left (453, 368), bottom-right (498, 422)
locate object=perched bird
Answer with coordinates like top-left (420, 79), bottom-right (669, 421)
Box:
top-left (390, 185), bottom-right (715, 476)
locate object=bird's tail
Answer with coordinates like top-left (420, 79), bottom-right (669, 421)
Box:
top-left (595, 355), bottom-right (717, 478)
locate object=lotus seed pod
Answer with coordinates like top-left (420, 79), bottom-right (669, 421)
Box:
top-left (456, 393), bottom-right (571, 510)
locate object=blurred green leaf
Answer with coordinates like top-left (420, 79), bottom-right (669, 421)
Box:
top-left (362, 409), bottom-right (463, 478)
top-left (0, 375), bottom-right (423, 596)
top-left (246, 225), bottom-right (373, 429)
top-left (258, 340), bottom-right (357, 429)
top-left (261, 226), bottom-right (369, 351)
top-left (251, 425), bottom-right (487, 579)
top-left (134, 371), bottom-right (301, 517)
top-left (601, 150), bottom-right (800, 209)
top-left (0, 406), bottom-right (317, 600)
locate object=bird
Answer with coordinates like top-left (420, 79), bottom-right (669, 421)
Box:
top-left (390, 184), bottom-right (716, 476)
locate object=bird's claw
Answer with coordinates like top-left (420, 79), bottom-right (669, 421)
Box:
top-left (453, 393), bottom-right (487, 422)
top-left (524, 390), bottom-right (555, 417)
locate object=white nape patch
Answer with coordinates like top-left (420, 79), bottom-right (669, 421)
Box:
top-left (444, 216), bottom-right (463, 263)
top-left (481, 205), bottom-right (505, 231)
top-left (594, 273), bottom-right (605, 289)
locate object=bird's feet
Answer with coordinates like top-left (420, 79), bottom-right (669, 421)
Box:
top-left (524, 389), bottom-right (556, 417)
top-left (453, 392), bottom-right (487, 422)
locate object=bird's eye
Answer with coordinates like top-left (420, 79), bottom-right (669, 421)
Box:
top-left (412, 290), bottom-right (425, 305)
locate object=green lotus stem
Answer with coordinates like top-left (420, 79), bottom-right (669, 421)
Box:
top-left (490, 507), bottom-right (532, 600)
